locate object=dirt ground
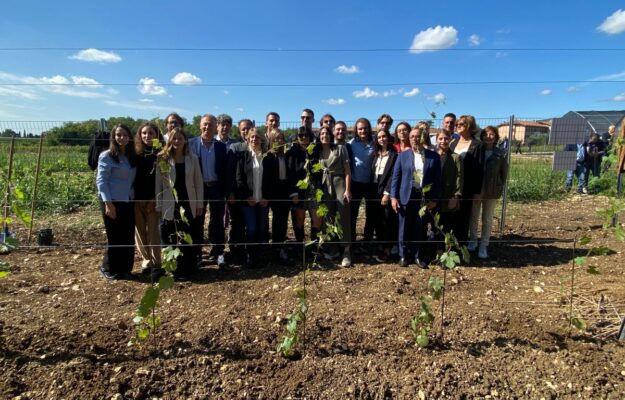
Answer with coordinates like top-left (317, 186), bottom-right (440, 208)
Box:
top-left (1, 195), bottom-right (625, 399)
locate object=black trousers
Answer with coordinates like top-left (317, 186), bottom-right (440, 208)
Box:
top-left (101, 201), bottom-right (135, 275)
top-left (350, 181), bottom-right (376, 243)
top-left (370, 195), bottom-right (397, 250)
top-left (453, 198), bottom-right (472, 244)
top-left (161, 202), bottom-right (201, 277)
top-left (270, 181), bottom-right (291, 247)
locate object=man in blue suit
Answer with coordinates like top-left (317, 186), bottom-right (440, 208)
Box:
top-left (391, 127), bottom-right (441, 268)
top-left (189, 114), bottom-right (229, 268)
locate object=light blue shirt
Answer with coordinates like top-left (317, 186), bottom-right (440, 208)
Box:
top-left (198, 139), bottom-right (218, 183)
top-left (349, 136), bottom-right (375, 183)
top-left (96, 150), bottom-right (136, 202)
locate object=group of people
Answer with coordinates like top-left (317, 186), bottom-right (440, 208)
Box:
top-left (565, 126), bottom-right (615, 194)
top-left (95, 110), bottom-right (509, 281)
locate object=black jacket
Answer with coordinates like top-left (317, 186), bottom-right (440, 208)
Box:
top-left (235, 150), bottom-right (273, 200)
top-left (450, 138), bottom-right (483, 197)
top-left (371, 149), bottom-right (398, 197)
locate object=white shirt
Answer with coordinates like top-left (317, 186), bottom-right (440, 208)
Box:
top-left (413, 150), bottom-right (424, 189)
top-left (374, 153), bottom-right (389, 177)
top-left (251, 150), bottom-right (263, 202)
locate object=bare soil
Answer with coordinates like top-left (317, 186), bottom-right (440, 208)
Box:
top-left (1, 195), bottom-right (625, 399)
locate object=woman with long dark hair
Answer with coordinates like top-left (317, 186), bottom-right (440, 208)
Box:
top-left (393, 122), bottom-right (412, 153)
top-left (155, 127), bottom-right (204, 279)
top-left (96, 124), bottom-right (137, 280)
top-left (315, 126), bottom-right (352, 267)
top-left (371, 129), bottom-right (398, 262)
top-left (134, 122), bottom-right (163, 277)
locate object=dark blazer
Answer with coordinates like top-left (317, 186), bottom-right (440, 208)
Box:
top-left (371, 149), bottom-right (398, 197)
top-left (450, 138), bottom-right (483, 197)
top-left (439, 151), bottom-right (464, 211)
top-left (263, 152), bottom-right (290, 200)
top-left (235, 150), bottom-right (273, 200)
top-left (188, 136), bottom-right (228, 193)
top-left (390, 149), bottom-right (441, 205)
top-left (226, 141), bottom-right (248, 197)
top-left (285, 144), bottom-right (309, 198)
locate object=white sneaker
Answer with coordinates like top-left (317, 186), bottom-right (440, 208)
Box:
top-left (217, 254), bottom-right (227, 268)
top-left (468, 240), bottom-right (478, 252)
top-left (478, 245), bottom-right (488, 259)
top-left (582, 187), bottom-right (588, 194)
top-left (341, 250), bottom-right (351, 267)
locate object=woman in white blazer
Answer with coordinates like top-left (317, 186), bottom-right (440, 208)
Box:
top-left (155, 127), bottom-right (204, 279)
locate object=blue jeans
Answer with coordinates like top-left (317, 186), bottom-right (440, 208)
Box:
top-left (243, 204), bottom-right (269, 248)
top-left (565, 162), bottom-right (586, 192)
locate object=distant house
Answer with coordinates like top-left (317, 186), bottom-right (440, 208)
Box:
top-left (497, 120), bottom-right (551, 144)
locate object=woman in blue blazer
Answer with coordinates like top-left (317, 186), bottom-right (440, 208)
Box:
top-left (390, 127), bottom-right (441, 268)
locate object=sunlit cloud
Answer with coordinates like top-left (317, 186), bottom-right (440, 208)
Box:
top-left (409, 26), bottom-right (458, 53)
top-left (352, 87), bottom-right (379, 99)
top-left (404, 88), bottom-right (421, 97)
top-left (171, 72), bottom-right (202, 86)
top-left (335, 65), bottom-right (360, 74)
top-left (468, 34), bottom-right (481, 46)
top-left (69, 48), bottom-right (122, 63)
top-left (597, 9), bottom-right (625, 35)
top-left (323, 98), bottom-right (346, 105)
top-left (138, 77), bottom-right (167, 96)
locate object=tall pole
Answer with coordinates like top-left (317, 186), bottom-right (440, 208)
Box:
top-left (499, 115), bottom-right (514, 233)
top-left (2, 135), bottom-right (17, 238)
top-left (27, 134), bottom-right (45, 244)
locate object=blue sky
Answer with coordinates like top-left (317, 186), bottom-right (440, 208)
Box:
top-left (1, 0), bottom-right (625, 125)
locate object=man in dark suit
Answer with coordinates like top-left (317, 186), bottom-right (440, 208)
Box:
top-left (189, 114), bottom-right (229, 268)
top-left (391, 128), bottom-right (441, 268)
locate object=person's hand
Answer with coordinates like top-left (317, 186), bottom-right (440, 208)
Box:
top-left (105, 202), bottom-right (116, 219)
top-left (391, 198), bottom-right (400, 213)
top-left (381, 194), bottom-right (389, 206)
top-left (344, 190), bottom-right (352, 203)
top-left (448, 196), bottom-right (459, 210)
top-left (259, 199), bottom-right (269, 207)
top-left (247, 197), bottom-right (257, 206)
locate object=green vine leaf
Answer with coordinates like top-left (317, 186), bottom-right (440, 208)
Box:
top-left (158, 275), bottom-right (175, 290)
top-left (573, 256), bottom-right (586, 266)
top-left (306, 143), bottom-right (316, 155)
top-left (418, 205), bottom-right (427, 218)
top-left (588, 246), bottom-right (610, 256)
top-left (311, 162), bottom-right (324, 173)
top-left (586, 265), bottom-right (600, 275)
top-left (137, 287), bottom-right (160, 318)
top-left (429, 276), bottom-right (445, 300)
top-left (578, 235), bottom-right (592, 246)
top-left (317, 204), bottom-right (328, 217)
top-left (315, 189), bottom-right (324, 203)
top-left (571, 317), bottom-right (586, 331)
top-left (614, 225), bottom-right (625, 242)
top-left (296, 178), bottom-right (309, 190)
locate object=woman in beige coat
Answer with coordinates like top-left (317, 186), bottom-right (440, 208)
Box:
top-left (155, 127), bottom-right (204, 279)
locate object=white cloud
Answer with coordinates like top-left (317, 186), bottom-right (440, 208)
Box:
top-left (613, 93), bottom-right (625, 101)
top-left (404, 88), bottom-right (420, 97)
top-left (138, 98), bottom-right (154, 103)
top-left (323, 98), bottom-right (346, 105)
top-left (138, 77), bottom-right (167, 96)
top-left (567, 86), bottom-right (581, 92)
top-left (0, 70), bottom-right (107, 99)
top-left (352, 87), bottom-right (379, 99)
top-left (382, 89), bottom-right (403, 97)
top-left (69, 48), bottom-right (122, 63)
top-left (588, 69), bottom-right (625, 82)
top-left (70, 75), bottom-right (103, 87)
top-left (409, 25), bottom-right (458, 54)
top-left (539, 89), bottom-right (552, 96)
top-left (335, 65), bottom-right (360, 74)
top-left (171, 72), bottom-right (202, 86)
top-left (223, 90), bottom-right (229, 95)
top-left (432, 93), bottom-right (446, 104)
top-left (0, 85), bottom-right (40, 100)
top-left (468, 34), bottom-right (481, 46)
top-left (597, 9), bottom-right (625, 35)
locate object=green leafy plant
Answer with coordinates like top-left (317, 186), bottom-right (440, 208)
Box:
top-left (130, 137), bottom-right (186, 346)
top-left (277, 285), bottom-right (309, 357)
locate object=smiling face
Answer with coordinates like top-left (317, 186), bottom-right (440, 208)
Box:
top-left (395, 123), bottom-right (410, 144)
top-left (443, 116), bottom-right (456, 133)
top-left (300, 111), bottom-right (313, 129)
top-left (437, 132), bottom-right (451, 152)
top-left (200, 116), bottom-right (216, 141)
top-left (319, 127), bottom-right (332, 144)
top-left (409, 129), bottom-right (423, 151)
top-left (356, 121), bottom-right (369, 142)
top-left (377, 130), bottom-right (389, 150)
top-left (248, 131), bottom-right (263, 151)
top-left (334, 123), bottom-right (347, 142)
top-left (238, 120), bottom-right (253, 140)
top-left (114, 127), bottom-right (130, 148)
top-left (171, 131), bottom-right (186, 152)
top-left (483, 128), bottom-right (498, 149)
top-left (140, 125), bottom-right (156, 146)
